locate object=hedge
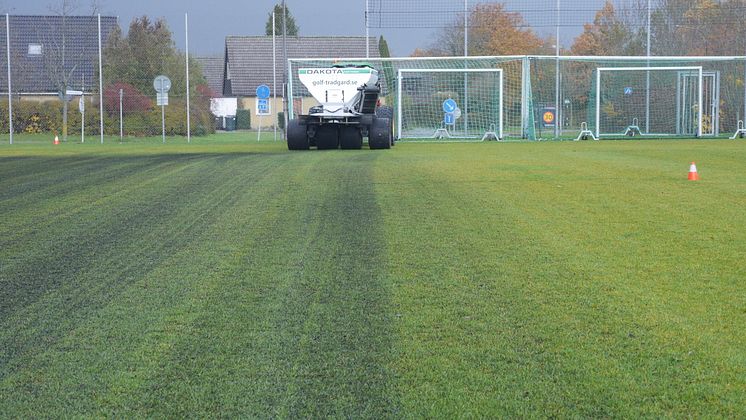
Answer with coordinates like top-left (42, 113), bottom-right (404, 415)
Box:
top-left (0, 97), bottom-right (215, 137)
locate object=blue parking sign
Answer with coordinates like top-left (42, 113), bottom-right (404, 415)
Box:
top-left (256, 98), bottom-right (270, 115)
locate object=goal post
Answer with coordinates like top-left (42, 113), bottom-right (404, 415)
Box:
top-left (594, 66), bottom-right (703, 139)
top-left (396, 68), bottom-right (503, 141)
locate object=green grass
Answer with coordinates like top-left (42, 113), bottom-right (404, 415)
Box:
top-left (1, 134), bottom-right (745, 417)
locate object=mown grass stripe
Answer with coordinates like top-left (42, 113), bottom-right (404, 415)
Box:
top-left (375, 142), bottom-right (745, 417)
top-left (0, 154), bottom-right (269, 375)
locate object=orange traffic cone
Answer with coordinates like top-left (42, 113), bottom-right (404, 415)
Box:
top-left (53, 135), bottom-right (60, 145)
top-left (688, 162), bottom-right (700, 181)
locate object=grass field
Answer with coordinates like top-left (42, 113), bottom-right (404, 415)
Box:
top-left (1, 133), bottom-right (745, 417)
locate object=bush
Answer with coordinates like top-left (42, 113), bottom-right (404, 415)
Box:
top-left (0, 95), bottom-right (215, 138)
top-left (277, 111), bottom-right (285, 131)
top-left (236, 109), bottom-right (251, 130)
top-left (103, 83), bottom-right (153, 115)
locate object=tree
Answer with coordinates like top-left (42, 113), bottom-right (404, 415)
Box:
top-left (420, 3), bottom-right (544, 57)
top-left (265, 3), bottom-right (299, 36)
top-left (570, 1), bottom-right (643, 56)
top-left (101, 16), bottom-right (211, 136)
top-left (40, 0), bottom-right (100, 141)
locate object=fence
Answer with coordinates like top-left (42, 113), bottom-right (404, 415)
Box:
top-left (289, 55), bottom-right (746, 141)
top-left (0, 13), bottom-right (214, 144)
top-left (3, 2), bottom-right (746, 144)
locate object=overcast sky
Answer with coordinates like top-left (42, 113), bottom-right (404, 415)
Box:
top-left (3, 0), bottom-right (593, 57)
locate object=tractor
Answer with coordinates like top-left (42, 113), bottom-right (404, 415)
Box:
top-left (286, 64), bottom-right (394, 150)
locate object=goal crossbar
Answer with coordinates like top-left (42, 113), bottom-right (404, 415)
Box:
top-left (595, 66), bottom-right (703, 138)
top-left (397, 68), bottom-right (504, 141)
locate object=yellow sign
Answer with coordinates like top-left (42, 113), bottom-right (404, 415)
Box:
top-left (543, 111), bottom-right (555, 124)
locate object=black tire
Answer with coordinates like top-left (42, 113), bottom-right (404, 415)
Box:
top-left (315, 124), bottom-right (339, 150)
top-left (287, 119), bottom-right (309, 150)
top-left (369, 117), bottom-right (392, 150)
top-left (376, 105), bottom-right (395, 146)
top-left (339, 126), bottom-right (363, 150)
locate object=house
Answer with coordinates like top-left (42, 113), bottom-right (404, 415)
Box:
top-left (223, 36), bottom-right (381, 128)
top-left (194, 56), bottom-right (224, 98)
top-left (0, 15), bottom-right (118, 99)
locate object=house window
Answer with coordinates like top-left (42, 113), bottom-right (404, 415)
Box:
top-left (28, 44), bottom-right (43, 56)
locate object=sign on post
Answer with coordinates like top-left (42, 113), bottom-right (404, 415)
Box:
top-left (443, 99), bottom-right (458, 127)
top-left (153, 75), bottom-right (172, 143)
top-left (256, 85), bottom-right (271, 140)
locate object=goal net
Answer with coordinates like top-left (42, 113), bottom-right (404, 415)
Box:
top-left (287, 57), bottom-right (523, 142)
top-left (594, 66), bottom-right (703, 138)
top-left (397, 68), bottom-right (503, 141)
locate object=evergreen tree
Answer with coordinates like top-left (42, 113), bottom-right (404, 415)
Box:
top-left (265, 3), bottom-right (299, 36)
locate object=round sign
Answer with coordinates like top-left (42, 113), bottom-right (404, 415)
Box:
top-left (442, 98), bottom-right (457, 114)
top-left (153, 75), bottom-right (172, 93)
top-left (256, 85), bottom-right (271, 99)
top-left (453, 107), bottom-right (462, 120)
top-left (543, 111), bottom-right (555, 124)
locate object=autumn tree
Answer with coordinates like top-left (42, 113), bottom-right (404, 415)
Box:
top-left (265, 3), bottom-right (299, 36)
top-left (570, 1), bottom-right (643, 56)
top-left (421, 3), bottom-right (544, 57)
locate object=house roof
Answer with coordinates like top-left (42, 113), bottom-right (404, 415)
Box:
top-left (224, 36), bottom-right (380, 97)
top-left (194, 56), bottom-right (224, 97)
top-left (0, 15), bottom-right (118, 94)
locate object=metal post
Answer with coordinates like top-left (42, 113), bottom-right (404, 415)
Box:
top-left (397, 69), bottom-right (402, 140)
top-left (595, 69), bottom-right (601, 139)
top-left (185, 13), bottom-right (191, 143)
top-left (161, 79), bottom-right (166, 143)
top-left (698, 67), bottom-right (703, 138)
top-left (463, 0), bottom-right (468, 136)
top-left (365, 0), bottom-right (370, 59)
top-left (273, 11), bottom-right (277, 141)
top-left (282, 0), bottom-right (288, 139)
top-left (554, 0), bottom-right (560, 139)
top-left (6, 14), bottom-right (13, 145)
top-left (81, 75), bottom-right (85, 143)
top-left (645, 0), bottom-right (651, 134)
top-left (119, 88), bottom-right (123, 142)
top-left (98, 14), bottom-right (104, 144)
top-left (499, 70), bottom-right (504, 140)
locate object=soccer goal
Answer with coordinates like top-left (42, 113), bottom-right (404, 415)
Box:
top-left (397, 68), bottom-right (503, 141)
top-left (594, 66), bottom-right (705, 139)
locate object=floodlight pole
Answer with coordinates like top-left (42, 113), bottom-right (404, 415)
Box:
top-left (282, 0), bottom-right (288, 139)
top-left (554, 0), bottom-right (560, 139)
top-left (6, 14), bottom-right (12, 145)
top-left (645, 0), bottom-right (651, 134)
top-left (463, 0), bottom-right (468, 136)
top-left (98, 14), bottom-right (104, 144)
top-left (273, 11), bottom-right (277, 141)
top-left (365, 0), bottom-right (369, 59)
top-left (185, 13), bottom-right (191, 143)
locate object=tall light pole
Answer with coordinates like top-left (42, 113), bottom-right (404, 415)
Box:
top-left (282, 0), bottom-right (288, 138)
top-left (365, 0), bottom-right (370, 59)
top-left (464, 0), bottom-right (468, 136)
top-left (645, 0), bottom-right (652, 134)
top-left (6, 14), bottom-right (12, 145)
top-left (185, 13), bottom-right (191, 143)
top-left (555, 0), bottom-right (560, 139)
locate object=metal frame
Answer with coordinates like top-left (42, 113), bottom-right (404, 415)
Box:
top-left (396, 68), bottom-right (503, 141)
top-left (677, 71), bottom-right (719, 137)
top-left (595, 66), bottom-right (703, 139)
